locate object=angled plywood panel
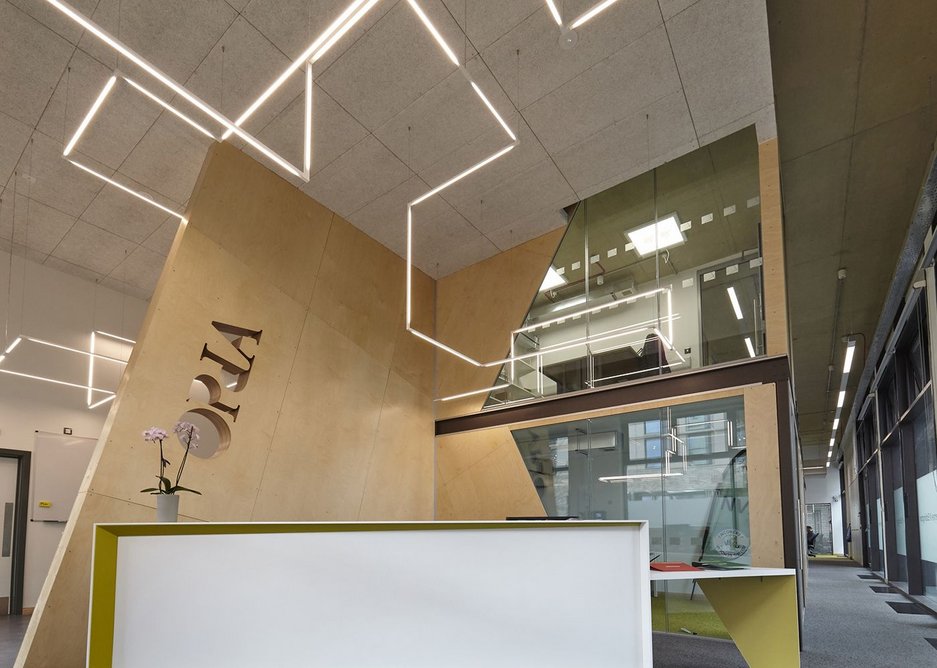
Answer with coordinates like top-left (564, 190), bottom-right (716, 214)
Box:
top-left (18, 143), bottom-right (435, 668)
top-left (434, 230), bottom-right (564, 520)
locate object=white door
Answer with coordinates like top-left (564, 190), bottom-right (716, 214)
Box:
top-left (0, 458), bottom-right (19, 614)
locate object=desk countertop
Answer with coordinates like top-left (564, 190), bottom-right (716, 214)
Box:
top-left (649, 567), bottom-right (795, 581)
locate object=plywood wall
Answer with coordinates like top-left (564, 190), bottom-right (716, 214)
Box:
top-left (433, 230), bottom-right (564, 520)
top-left (18, 143), bottom-right (435, 668)
top-left (760, 138), bottom-right (789, 356)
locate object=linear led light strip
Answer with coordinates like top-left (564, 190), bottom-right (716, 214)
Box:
top-left (544, 0), bottom-right (620, 31)
top-left (60, 74), bottom-right (210, 222)
top-left (0, 335), bottom-right (127, 401)
top-left (516, 287), bottom-right (670, 335)
top-left (46, 0), bottom-right (310, 181)
top-left (88, 330), bottom-right (135, 408)
top-left (828, 339), bottom-right (857, 467)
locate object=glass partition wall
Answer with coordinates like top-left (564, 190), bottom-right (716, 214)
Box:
top-left (485, 127), bottom-right (765, 408)
top-left (853, 292), bottom-right (937, 605)
top-left (512, 395), bottom-right (750, 637)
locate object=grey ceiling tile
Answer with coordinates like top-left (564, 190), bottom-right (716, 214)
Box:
top-left (13, 132), bottom-right (105, 217)
top-left (418, 117), bottom-right (547, 211)
top-left (98, 275), bottom-right (152, 301)
top-left (667, 0), bottom-right (774, 139)
top-left (346, 176), bottom-right (433, 258)
top-left (184, 16), bottom-right (294, 127)
top-left (302, 135), bottom-right (411, 217)
top-left (0, 238), bottom-right (49, 265)
top-left (58, 76), bottom-right (162, 171)
top-left (316, 1), bottom-right (462, 131)
top-left (486, 206), bottom-right (568, 251)
top-left (35, 48), bottom-right (116, 147)
top-left (81, 173), bottom-right (171, 244)
top-left (79, 0), bottom-right (237, 83)
top-left (118, 113), bottom-right (213, 205)
top-left (108, 244), bottom-right (166, 296)
top-left (43, 253), bottom-right (106, 285)
top-left (0, 1), bottom-right (74, 127)
top-left (450, 158), bottom-right (575, 234)
top-left (658, 0), bottom-right (702, 21)
top-left (523, 26), bottom-right (681, 154)
top-left (256, 84), bottom-right (370, 178)
top-left (0, 112), bottom-right (32, 188)
top-left (553, 89), bottom-right (698, 196)
top-left (243, 0), bottom-right (394, 73)
top-left (6, 0), bottom-right (99, 45)
top-left (697, 104), bottom-right (776, 147)
top-left (0, 193), bottom-right (76, 256)
top-left (141, 216), bottom-right (183, 255)
top-left (51, 219), bottom-right (138, 276)
top-left (483, 0), bottom-right (662, 110)
top-left (441, 0), bottom-right (542, 51)
top-left (430, 232), bottom-right (499, 278)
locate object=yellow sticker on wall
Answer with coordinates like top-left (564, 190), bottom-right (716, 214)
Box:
top-left (38, 501), bottom-right (52, 508)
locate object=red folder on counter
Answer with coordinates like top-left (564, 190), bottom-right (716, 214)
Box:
top-left (650, 562), bottom-right (702, 572)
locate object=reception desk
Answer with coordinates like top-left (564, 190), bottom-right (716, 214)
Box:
top-left (88, 521), bottom-right (653, 667)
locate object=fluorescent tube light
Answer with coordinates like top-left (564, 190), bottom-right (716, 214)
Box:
top-left (406, 0), bottom-right (459, 66)
top-left (46, 0), bottom-right (307, 180)
top-left (832, 418), bottom-right (839, 430)
top-left (550, 296), bottom-right (586, 312)
top-left (303, 63), bottom-right (313, 175)
top-left (0, 355), bottom-right (5, 365)
top-left (826, 462), bottom-right (830, 468)
top-left (843, 340), bottom-right (856, 373)
top-left (829, 438), bottom-right (835, 447)
top-left (570, 0), bottom-right (619, 29)
top-left (89, 394), bottom-right (115, 409)
top-left (540, 266), bottom-right (568, 292)
top-left (438, 384), bottom-right (510, 402)
top-left (408, 328), bottom-right (482, 367)
top-left (24, 336), bottom-right (128, 363)
top-left (4, 337), bottom-right (21, 354)
top-left (312, 0), bottom-right (380, 63)
top-left (626, 215), bottom-right (685, 256)
top-left (87, 331), bottom-right (95, 406)
top-left (63, 74), bottom-right (116, 156)
top-left (224, 0), bottom-right (371, 139)
top-left (545, 0), bottom-right (563, 25)
top-left (599, 472), bottom-right (683, 482)
top-left (410, 144), bottom-right (515, 207)
top-left (837, 390), bottom-right (845, 408)
top-left (96, 330), bottom-right (136, 344)
top-left (68, 160), bottom-right (186, 222)
top-left (123, 77), bottom-right (215, 139)
top-left (470, 82), bottom-right (517, 141)
top-left (0, 368), bottom-right (115, 394)
top-left (744, 337), bottom-right (756, 358)
top-left (727, 287), bottom-right (743, 320)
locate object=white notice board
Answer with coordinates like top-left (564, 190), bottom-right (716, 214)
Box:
top-left (30, 431), bottom-right (96, 522)
top-left (94, 521), bottom-right (652, 667)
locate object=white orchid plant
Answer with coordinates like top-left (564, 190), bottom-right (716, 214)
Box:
top-left (140, 422), bottom-right (201, 495)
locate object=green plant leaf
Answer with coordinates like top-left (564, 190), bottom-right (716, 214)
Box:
top-left (159, 476), bottom-right (173, 493)
top-left (139, 488), bottom-right (159, 493)
top-left (173, 486), bottom-right (202, 495)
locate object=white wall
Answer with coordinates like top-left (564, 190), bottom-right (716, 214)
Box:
top-left (0, 249), bottom-right (146, 607)
top-left (805, 470), bottom-right (845, 555)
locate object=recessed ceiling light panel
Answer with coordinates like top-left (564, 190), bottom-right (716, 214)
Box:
top-left (626, 215), bottom-right (685, 257)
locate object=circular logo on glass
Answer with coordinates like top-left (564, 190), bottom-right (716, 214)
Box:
top-left (713, 529), bottom-right (750, 559)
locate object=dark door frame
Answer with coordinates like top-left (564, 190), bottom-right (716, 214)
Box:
top-left (0, 449), bottom-right (30, 615)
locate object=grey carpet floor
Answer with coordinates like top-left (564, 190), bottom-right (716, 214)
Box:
top-left (654, 559), bottom-right (937, 667)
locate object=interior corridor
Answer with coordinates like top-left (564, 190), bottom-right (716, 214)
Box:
top-left (653, 559), bottom-right (937, 667)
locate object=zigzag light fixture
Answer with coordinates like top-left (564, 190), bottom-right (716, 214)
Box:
top-left (0, 331), bottom-right (134, 409)
top-left (48, 0), bottom-right (624, 398)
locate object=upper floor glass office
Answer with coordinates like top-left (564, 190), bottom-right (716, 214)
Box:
top-left (485, 127), bottom-right (765, 408)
